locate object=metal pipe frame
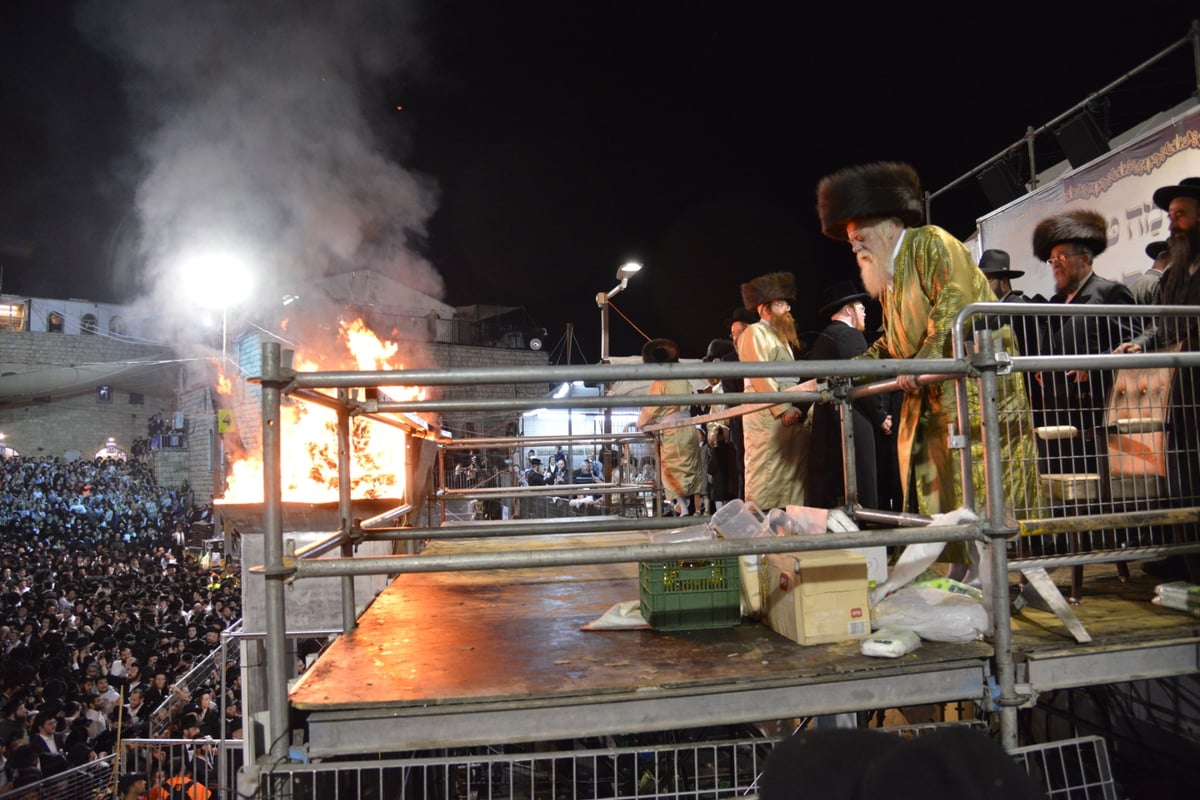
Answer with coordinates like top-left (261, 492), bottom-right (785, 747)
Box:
top-left (254, 312), bottom-right (1200, 762)
top-left (259, 343), bottom-right (290, 766)
top-left (261, 524), bottom-right (984, 580)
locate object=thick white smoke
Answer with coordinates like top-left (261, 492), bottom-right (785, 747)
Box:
top-left (76, 0), bottom-right (442, 347)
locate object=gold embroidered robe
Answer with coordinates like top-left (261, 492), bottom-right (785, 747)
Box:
top-left (856, 226), bottom-right (1041, 526)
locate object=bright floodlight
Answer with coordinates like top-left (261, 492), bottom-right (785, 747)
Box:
top-left (616, 261), bottom-right (642, 280)
top-left (179, 252), bottom-right (254, 311)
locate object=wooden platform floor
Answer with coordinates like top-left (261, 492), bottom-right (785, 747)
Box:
top-left (288, 533), bottom-right (1200, 755)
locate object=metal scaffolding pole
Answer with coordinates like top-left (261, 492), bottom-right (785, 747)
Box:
top-left (260, 342), bottom-right (291, 763)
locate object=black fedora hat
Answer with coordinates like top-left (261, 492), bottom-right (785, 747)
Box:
top-left (1145, 240), bottom-right (1169, 260)
top-left (978, 248), bottom-right (1024, 279)
top-left (1151, 176), bottom-right (1200, 211)
top-left (817, 280), bottom-right (869, 316)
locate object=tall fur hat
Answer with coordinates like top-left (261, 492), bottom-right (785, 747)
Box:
top-left (741, 271), bottom-right (796, 310)
top-left (816, 162), bottom-right (924, 241)
top-left (1031, 209), bottom-right (1108, 262)
top-left (641, 338), bottom-right (679, 364)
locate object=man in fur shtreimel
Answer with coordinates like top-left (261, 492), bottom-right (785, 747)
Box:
top-left (735, 271), bottom-right (809, 510)
top-left (811, 162), bottom-right (1041, 547)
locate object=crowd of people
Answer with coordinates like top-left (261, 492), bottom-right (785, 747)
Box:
top-left (631, 165), bottom-right (1199, 567)
top-left (0, 456), bottom-right (241, 796)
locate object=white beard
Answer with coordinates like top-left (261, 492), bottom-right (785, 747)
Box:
top-left (858, 252), bottom-right (894, 299)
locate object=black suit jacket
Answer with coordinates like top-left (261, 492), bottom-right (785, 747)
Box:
top-left (1039, 272), bottom-right (1138, 414)
top-left (805, 322), bottom-right (887, 508)
top-left (29, 732), bottom-right (69, 776)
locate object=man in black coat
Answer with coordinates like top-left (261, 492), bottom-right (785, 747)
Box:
top-left (979, 248), bottom-right (1044, 357)
top-left (804, 280), bottom-right (889, 509)
top-left (1032, 209), bottom-right (1138, 475)
top-left (28, 712), bottom-right (68, 777)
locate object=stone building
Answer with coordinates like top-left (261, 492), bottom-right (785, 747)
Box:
top-left (0, 274), bottom-right (553, 503)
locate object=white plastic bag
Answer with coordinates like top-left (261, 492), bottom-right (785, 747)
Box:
top-left (860, 626), bottom-right (922, 658)
top-left (868, 507), bottom-right (978, 606)
top-left (872, 586), bottom-right (988, 644)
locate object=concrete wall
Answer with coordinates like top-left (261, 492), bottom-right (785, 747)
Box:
top-left (1, 329), bottom-right (553, 497)
top-left (428, 341), bottom-right (552, 441)
top-left (0, 331), bottom-right (177, 461)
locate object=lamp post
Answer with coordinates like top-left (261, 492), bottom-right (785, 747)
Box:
top-left (596, 261), bottom-right (642, 363)
top-left (595, 261), bottom-right (642, 490)
top-left (182, 252), bottom-right (253, 367)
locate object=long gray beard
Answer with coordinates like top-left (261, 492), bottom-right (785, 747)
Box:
top-left (859, 255), bottom-right (893, 299)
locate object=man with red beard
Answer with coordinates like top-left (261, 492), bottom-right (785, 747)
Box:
top-left (812, 162), bottom-right (1040, 545)
top-left (735, 271), bottom-right (809, 510)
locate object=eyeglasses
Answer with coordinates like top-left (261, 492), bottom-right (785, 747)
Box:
top-left (1046, 250), bottom-right (1086, 266)
top-left (769, 300), bottom-right (791, 311)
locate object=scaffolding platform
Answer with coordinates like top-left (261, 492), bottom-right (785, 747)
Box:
top-left (288, 531), bottom-right (1200, 758)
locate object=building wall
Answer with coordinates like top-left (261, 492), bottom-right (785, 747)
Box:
top-left (427, 341), bottom-right (552, 441)
top-left (0, 329), bottom-right (552, 499)
top-left (0, 331), bottom-right (177, 462)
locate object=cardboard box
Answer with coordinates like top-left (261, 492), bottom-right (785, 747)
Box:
top-left (764, 550), bottom-right (870, 645)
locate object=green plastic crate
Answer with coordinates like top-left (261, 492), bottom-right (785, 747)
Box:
top-left (639, 557), bottom-right (741, 631)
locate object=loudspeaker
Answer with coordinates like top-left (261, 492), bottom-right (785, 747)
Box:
top-left (1055, 111), bottom-right (1109, 168)
top-left (978, 160), bottom-right (1026, 208)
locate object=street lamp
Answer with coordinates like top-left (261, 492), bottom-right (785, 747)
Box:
top-left (595, 261), bottom-right (642, 491)
top-left (181, 252), bottom-right (253, 365)
top-left (596, 260), bottom-right (642, 362)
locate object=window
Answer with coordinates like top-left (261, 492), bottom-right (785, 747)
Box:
top-left (80, 314), bottom-right (98, 334)
top-left (109, 316), bottom-right (126, 336)
top-left (47, 312), bottom-right (65, 332)
top-left (0, 303), bottom-right (26, 331)
top-left (97, 385), bottom-right (112, 403)
top-left (129, 393), bottom-right (144, 405)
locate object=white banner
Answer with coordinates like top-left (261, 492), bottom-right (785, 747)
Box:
top-left (978, 105), bottom-right (1200, 300)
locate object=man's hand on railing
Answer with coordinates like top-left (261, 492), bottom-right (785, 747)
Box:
top-left (1114, 341), bottom-right (1143, 353)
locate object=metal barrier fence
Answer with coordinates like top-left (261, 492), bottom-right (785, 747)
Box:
top-left (950, 304), bottom-right (1200, 599)
top-left (148, 620), bottom-right (243, 740)
top-left (242, 314), bottom-right (1199, 793)
top-left (435, 431), bottom-right (660, 521)
top-left (258, 722), bottom-right (1115, 800)
top-left (7, 738), bottom-right (243, 800)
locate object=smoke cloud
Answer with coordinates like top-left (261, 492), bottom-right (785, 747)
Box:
top-left (76, 0), bottom-right (442, 348)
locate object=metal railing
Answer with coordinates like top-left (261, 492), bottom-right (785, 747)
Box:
top-left (242, 306), bottom-right (1199, 792)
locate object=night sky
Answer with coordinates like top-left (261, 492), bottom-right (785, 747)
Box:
top-left (1, 1), bottom-right (1198, 361)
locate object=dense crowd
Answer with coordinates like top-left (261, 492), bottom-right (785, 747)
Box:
top-left (0, 456), bottom-right (240, 795)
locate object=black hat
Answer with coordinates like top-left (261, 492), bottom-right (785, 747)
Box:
top-left (741, 272), bottom-right (796, 310)
top-left (702, 338), bottom-right (736, 362)
top-left (641, 338), bottom-right (680, 364)
top-left (1151, 176), bottom-right (1200, 210)
top-left (760, 728), bottom-right (901, 800)
top-left (1031, 209), bottom-right (1108, 261)
top-left (761, 727), bottom-right (1046, 800)
top-left (817, 280), bottom-right (869, 316)
top-left (1145, 240), bottom-right (1169, 260)
top-left (728, 307), bottom-right (758, 327)
top-left (978, 248), bottom-right (1024, 279)
top-left (528, 457), bottom-right (542, 466)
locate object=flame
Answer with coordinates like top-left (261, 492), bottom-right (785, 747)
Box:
top-left (218, 318), bottom-right (422, 504)
top-left (216, 368), bottom-right (232, 396)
